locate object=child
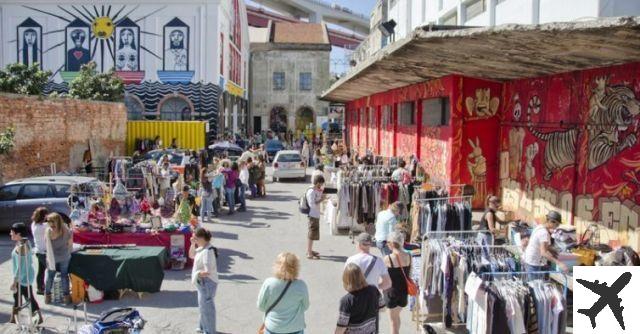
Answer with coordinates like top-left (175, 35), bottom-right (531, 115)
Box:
top-left (10, 223), bottom-right (43, 324)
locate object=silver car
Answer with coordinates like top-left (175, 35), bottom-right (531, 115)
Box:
top-left (0, 176), bottom-right (102, 231)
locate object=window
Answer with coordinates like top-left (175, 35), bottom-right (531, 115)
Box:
top-left (231, 0), bottom-right (242, 48)
top-left (465, 0), bottom-right (486, 20)
top-left (442, 12), bottom-right (457, 25)
top-left (230, 46), bottom-right (241, 84)
top-left (53, 184), bottom-right (71, 198)
top-left (273, 72), bottom-right (285, 90)
top-left (422, 97), bottom-right (450, 126)
top-left (299, 72), bottom-right (312, 91)
top-left (220, 33), bottom-right (224, 76)
top-left (398, 102), bottom-right (416, 126)
top-left (19, 184), bottom-right (52, 199)
top-left (369, 108), bottom-right (376, 127)
top-left (0, 185), bottom-right (21, 201)
top-left (381, 105), bottom-right (392, 127)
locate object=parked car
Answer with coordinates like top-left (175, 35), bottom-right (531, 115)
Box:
top-left (265, 139), bottom-right (284, 162)
top-left (272, 150), bottom-right (306, 182)
top-left (0, 176), bottom-right (102, 231)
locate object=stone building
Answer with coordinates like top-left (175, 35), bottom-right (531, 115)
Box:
top-left (0, 0), bottom-right (250, 139)
top-left (249, 22), bottom-right (331, 137)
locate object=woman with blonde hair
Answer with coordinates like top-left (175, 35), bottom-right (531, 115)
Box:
top-left (335, 263), bottom-right (381, 334)
top-left (383, 232), bottom-right (412, 334)
top-left (44, 212), bottom-right (73, 305)
top-left (257, 252), bottom-right (309, 334)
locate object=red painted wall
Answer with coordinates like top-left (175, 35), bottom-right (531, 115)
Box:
top-left (500, 62), bottom-right (640, 248)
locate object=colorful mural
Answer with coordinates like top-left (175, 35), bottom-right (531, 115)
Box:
top-left (500, 62), bottom-right (640, 249)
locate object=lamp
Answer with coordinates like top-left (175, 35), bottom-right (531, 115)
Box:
top-left (378, 19), bottom-right (397, 37)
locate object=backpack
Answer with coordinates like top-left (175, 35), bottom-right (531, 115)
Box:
top-left (299, 188), bottom-right (312, 214)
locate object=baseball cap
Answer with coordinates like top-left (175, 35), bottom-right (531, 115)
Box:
top-left (355, 232), bottom-right (373, 246)
top-left (546, 211), bottom-right (562, 224)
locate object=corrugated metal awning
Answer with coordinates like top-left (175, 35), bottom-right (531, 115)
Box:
top-left (322, 16), bottom-right (640, 102)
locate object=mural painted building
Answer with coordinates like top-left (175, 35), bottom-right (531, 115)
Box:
top-left (0, 0), bottom-right (250, 139)
top-left (323, 17), bottom-right (640, 250)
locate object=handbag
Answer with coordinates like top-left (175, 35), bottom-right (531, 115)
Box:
top-left (396, 254), bottom-right (418, 297)
top-left (258, 280), bottom-right (293, 334)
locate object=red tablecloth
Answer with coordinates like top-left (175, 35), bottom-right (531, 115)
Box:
top-left (73, 231), bottom-right (192, 266)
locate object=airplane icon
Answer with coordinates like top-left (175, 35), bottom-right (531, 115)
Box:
top-left (577, 272), bottom-right (632, 330)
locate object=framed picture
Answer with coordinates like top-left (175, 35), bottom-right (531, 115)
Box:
top-left (163, 17), bottom-right (189, 71)
top-left (65, 19), bottom-right (91, 71)
top-left (16, 18), bottom-right (43, 68)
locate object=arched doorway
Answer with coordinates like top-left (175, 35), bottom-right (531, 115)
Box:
top-left (124, 94), bottom-right (145, 120)
top-left (269, 106), bottom-right (288, 134)
top-left (295, 106), bottom-right (314, 133)
top-left (158, 94), bottom-right (194, 120)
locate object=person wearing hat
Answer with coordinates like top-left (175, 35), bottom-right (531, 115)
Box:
top-left (523, 210), bottom-right (569, 277)
top-left (345, 233), bottom-right (391, 291)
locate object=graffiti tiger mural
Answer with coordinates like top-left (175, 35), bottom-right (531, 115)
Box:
top-left (526, 95), bottom-right (579, 180)
top-left (587, 77), bottom-right (640, 170)
top-left (527, 78), bottom-right (640, 180)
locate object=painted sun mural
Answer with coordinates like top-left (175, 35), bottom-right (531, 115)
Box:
top-left (18, 4), bottom-right (166, 78)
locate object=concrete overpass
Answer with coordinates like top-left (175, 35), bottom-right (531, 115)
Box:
top-left (249, 0), bottom-right (369, 36)
top-left (247, 4), bottom-right (365, 49)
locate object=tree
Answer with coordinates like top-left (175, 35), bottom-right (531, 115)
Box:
top-left (0, 63), bottom-right (51, 95)
top-left (0, 126), bottom-right (15, 156)
top-left (68, 62), bottom-right (124, 102)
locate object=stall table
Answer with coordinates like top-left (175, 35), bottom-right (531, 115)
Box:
top-left (69, 246), bottom-right (166, 293)
top-left (73, 231), bottom-right (192, 266)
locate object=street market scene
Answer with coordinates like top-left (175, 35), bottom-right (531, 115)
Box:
top-left (2, 0), bottom-right (640, 333)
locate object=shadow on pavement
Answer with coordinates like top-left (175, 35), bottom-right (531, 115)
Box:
top-left (212, 231), bottom-right (238, 241)
top-left (216, 247), bottom-right (253, 274)
top-left (318, 255), bottom-right (348, 263)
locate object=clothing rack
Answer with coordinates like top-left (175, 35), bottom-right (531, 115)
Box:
top-left (479, 270), bottom-right (570, 298)
top-left (414, 195), bottom-right (473, 203)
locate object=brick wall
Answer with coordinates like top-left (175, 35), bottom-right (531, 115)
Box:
top-left (0, 93), bottom-right (126, 184)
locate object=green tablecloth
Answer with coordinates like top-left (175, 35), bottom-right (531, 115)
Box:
top-left (69, 246), bottom-right (167, 293)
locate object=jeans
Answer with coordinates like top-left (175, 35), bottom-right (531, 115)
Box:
top-left (35, 253), bottom-right (46, 293)
top-left (265, 331), bottom-right (304, 334)
top-left (525, 263), bottom-right (549, 280)
top-left (476, 233), bottom-right (494, 260)
top-left (45, 259), bottom-right (70, 296)
top-left (196, 277), bottom-right (217, 334)
top-left (200, 192), bottom-right (214, 221)
top-left (225, 187), bottom-right (236, 213)
top-left (249, 184), bottom-right (257, 198)
top-left (376, 240), bottom-right (391, 256)
top-left (237, 184), bottom-right (247, 210)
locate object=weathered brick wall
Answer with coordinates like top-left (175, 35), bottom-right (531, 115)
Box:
top-left (0, 93), bottom-right (126, 183)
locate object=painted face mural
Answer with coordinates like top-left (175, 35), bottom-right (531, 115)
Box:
top-left (116, 28), bottom-right (138, 71)
top-left (66, 28), bottom-right (90, 71)
top-left (21, 28), bottom-right (39, 66)
top-left (170, 30), bottom-right (184, 49)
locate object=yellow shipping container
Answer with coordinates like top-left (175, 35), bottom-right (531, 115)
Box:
top-left (126, 121), bottom-right (207, 155)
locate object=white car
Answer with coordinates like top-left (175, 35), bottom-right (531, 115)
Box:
top-left (272, 150), bottom-right (306, 182)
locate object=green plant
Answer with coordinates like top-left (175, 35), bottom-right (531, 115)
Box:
top-left (0, 127), bottom-right (15, 155)
top-left (68, 62), bottom-right (124, 102)
top-left (0, 63), bottom-right (51, 95)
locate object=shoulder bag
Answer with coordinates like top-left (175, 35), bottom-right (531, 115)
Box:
top-left (363, 255), bottom-right (377, 279)
top-left (258, 280), bottom-right (293, 334)
top-left (396, 254), bottom-right (418, 297)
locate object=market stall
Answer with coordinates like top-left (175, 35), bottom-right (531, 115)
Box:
top-left (69, 246), bottom-right (167, 294)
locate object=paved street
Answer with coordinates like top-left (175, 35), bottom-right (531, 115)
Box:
top-left (0, 169), bottom-right (462, 333)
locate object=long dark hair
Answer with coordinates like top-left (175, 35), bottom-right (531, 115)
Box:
top-left (22, 28), bottom-right (38, 65)
top-left (118, 28), bottom-right (136, 50)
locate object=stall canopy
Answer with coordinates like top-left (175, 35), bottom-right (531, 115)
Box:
top-left (322, 16), bottom-right (640, 102)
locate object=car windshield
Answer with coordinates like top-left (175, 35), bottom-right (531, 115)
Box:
top-left (277, 154), bottom-right (302, 162)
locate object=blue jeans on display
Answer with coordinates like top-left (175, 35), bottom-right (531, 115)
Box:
top-left (225, 187), bottom-right (236, 213)
top-left (45, 259), bottom-right (70, 296)
top-left (200, 192), bottom-right (214, 221)
top-left (196, 277), bottom-right (217, 334)
top-left (376, 240), bottom-right (391, 256)
top-left (476, 232), bottom-right (494, 260)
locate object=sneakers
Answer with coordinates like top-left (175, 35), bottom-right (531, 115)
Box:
top-left (44, 294), bottom-right (52, 305)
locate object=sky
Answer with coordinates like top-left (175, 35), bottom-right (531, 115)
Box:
top-left (246, 0), bottom-right (378, 74)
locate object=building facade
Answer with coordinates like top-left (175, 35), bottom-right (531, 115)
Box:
top-left (323, 17), bottom-right (640, 250)
top-left (0, 0), bottom-right (249, 139)
top-left (358, 0), bottom-right (640, 58)
top-left (249, 22), bottom-right (331, 137)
